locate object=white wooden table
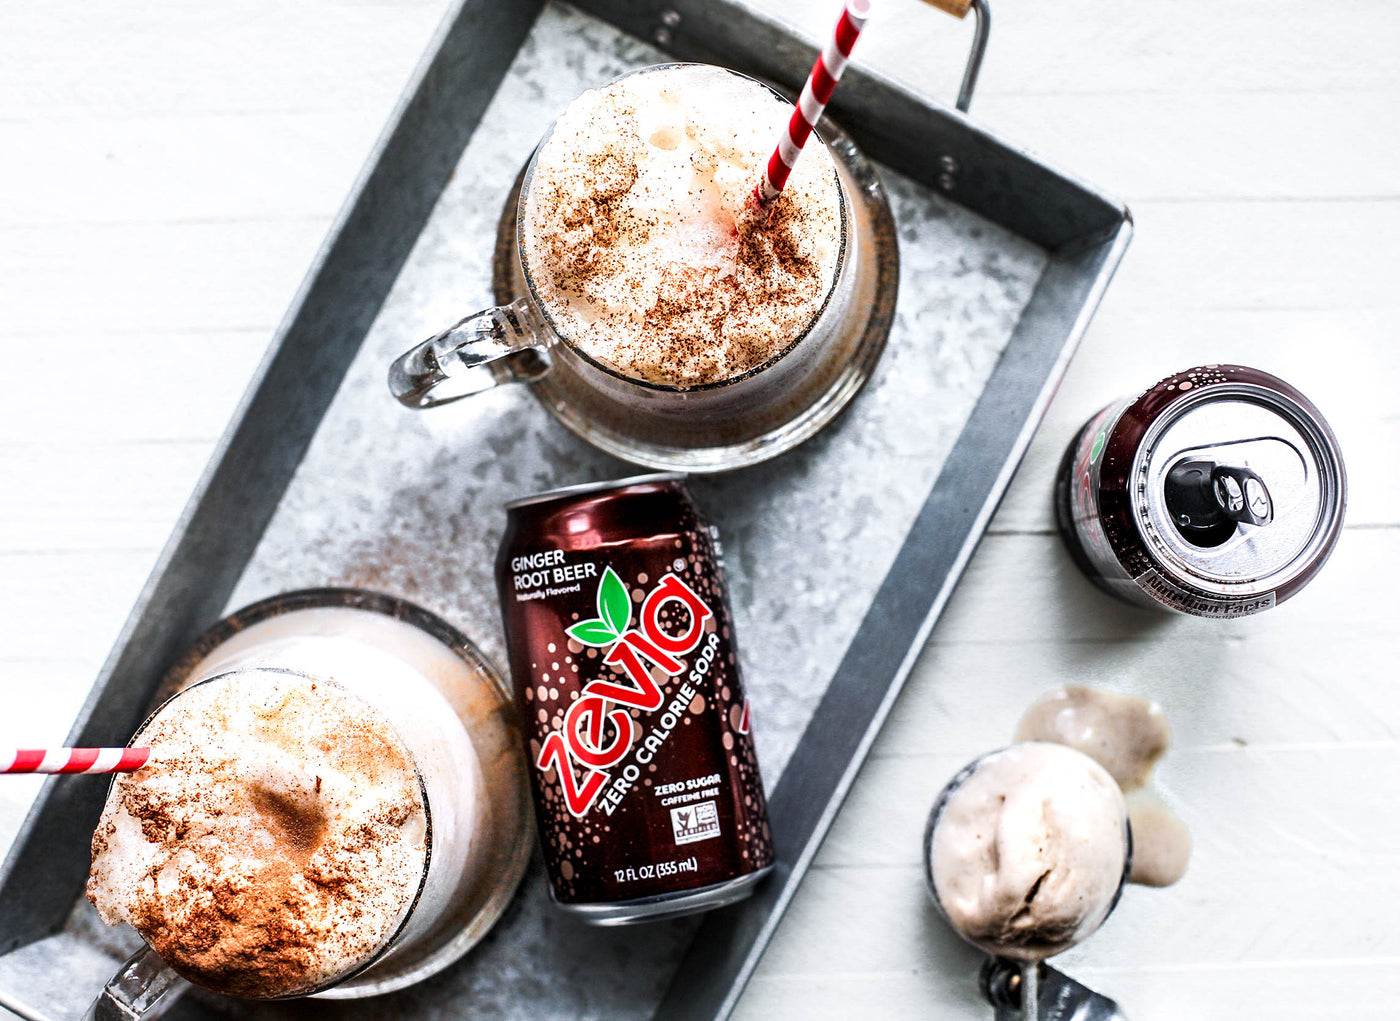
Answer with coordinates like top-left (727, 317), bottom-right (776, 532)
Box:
top-left (2, 2), bottom-right (1396, 1017)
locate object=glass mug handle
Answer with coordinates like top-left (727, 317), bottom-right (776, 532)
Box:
top-left (389, 299), bottom-right (552, 409)
top-left (82, 945), bottom-right (187, 1021)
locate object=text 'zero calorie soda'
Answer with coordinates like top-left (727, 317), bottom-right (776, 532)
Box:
top-left (496, 474), bottom-right (774, 924)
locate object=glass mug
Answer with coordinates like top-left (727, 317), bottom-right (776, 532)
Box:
top-left (388, 62), bottom-right (888, 473)
top-left (83, 589), bottom-right (531, 1018)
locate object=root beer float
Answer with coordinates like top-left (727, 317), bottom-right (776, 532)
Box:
top-left (496, 474), bottom-right (774, 923)
top-left (84, 590), bottom-right (531, 1007)
top-left (88, 668), bottom-right (436, 998)
top-left (520, 63), bottom-right (843, 389)
top-left (387, 60), bottom-right (891, 473)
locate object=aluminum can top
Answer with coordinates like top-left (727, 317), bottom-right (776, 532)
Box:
top-left (1128, 367), bottom-right (1345, 598)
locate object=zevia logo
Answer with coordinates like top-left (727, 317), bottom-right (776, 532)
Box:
top-left (535, 566), bottom-right (713, 818)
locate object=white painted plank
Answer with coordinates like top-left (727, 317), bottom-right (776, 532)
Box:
top-left (0, 550), bottom-right (162, 666)
top-left (3, 113), bottom-right (387, 227)
top-left (1074, 199), bottom-right (1400, 312)
top-left (0, 442), bottom-right (212, 553)
top-left (739, 960), bottom-right (1400, 1021)
top-left (876, 632), bottom-right (1400, 761)
top-left (7, 1), bottom-right (1394, 128)
top-left (0, 219), bottom-right (331, 335)
top-left (0, 1), bottom-right (446, 120)
top-left (974, 90), bottom-right (1400, 202)
top-left (0, 331), bottom-right (267, 444)
top-left (750, 858), bottom-right (1400, 976)
top-left (923, 529), bottom-right (1396, 648)
top-left (757, 0), bottom-right (1400, 98)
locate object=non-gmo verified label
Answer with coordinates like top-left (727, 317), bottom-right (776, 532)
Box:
top-left (670, 799), bottom-right (721, 846)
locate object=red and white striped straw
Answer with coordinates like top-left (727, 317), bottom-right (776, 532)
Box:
top-left (752, 0), bottom-right (872, 212)
top-left (1, 747), bottom-right (151, 775)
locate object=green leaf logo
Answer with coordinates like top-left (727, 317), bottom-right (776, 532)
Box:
top-left (598, 567), bottom-right (631, 636)
top-left (1089, 429), bottom-right (1107, 465)
top-left (566, 619), bottom-right (617, 647)
top-left (564, 567), bottom-right (632, 648)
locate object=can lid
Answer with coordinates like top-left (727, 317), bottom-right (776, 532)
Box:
top-left (504, 472), bottom-right (686, 511)
top-left (1131, 382), bottom-right (1345, 597)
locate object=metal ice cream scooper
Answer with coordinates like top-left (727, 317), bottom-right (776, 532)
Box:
top-left (980, 958), bottom-right (1128, 1021)
top-left (923, 746), bottom-right (1133, 1021)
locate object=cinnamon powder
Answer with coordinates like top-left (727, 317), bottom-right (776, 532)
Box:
top-left (524, 66), bottom-right (841, 388)
top-left (86, 673), bottom-right (426, 999)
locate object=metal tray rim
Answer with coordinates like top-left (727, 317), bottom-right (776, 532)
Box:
top-left (0, 2), bottom-right (1132, 1019)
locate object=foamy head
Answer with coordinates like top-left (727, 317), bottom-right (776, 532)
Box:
top-left (928, 743), bottom-right (1129, 961)
top-left (87, 669), bottom-right (427, 998)
top-left (522, 64), bottom-right (843, 388)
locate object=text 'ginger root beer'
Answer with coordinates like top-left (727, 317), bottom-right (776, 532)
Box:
top-left (496, 474), bottom-right (774, 924)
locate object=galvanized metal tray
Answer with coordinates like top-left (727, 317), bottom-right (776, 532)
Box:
top-left (0, 1), bottom-right (1130, 1018)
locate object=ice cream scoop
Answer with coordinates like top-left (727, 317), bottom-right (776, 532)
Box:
top-left (924, 742), bottom-right (1131, 962)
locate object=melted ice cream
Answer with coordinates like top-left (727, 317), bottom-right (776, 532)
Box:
top-left (1017, 685), bottom-right (1192, 887)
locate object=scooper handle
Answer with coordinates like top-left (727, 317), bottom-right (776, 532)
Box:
top-left (981, 958), bottom-right (1129, 1021)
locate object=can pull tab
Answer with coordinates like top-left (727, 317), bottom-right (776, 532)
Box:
top-left (1211, 465), bottom-right (1273, 527)
top-left (1165, 459), bottom-right (1273, 546)
top-left (981, 958), bottom-right (1128, 1021)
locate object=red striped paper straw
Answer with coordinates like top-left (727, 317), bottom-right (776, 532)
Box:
top-left (1, 747), bottom-right (151, 774)
top-left (752, 0), bottom-right (872, 211)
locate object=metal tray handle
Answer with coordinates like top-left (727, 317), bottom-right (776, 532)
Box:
top-left (918, 0), bottom-right (991, 112)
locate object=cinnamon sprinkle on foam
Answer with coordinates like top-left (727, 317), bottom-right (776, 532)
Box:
top-left (86, 671), bottom-right (426, 999)
top-left (524, 65), bottom-right (841, 388)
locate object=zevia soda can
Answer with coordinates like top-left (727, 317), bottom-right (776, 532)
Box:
top-left (1055, 365), bottom-right (1346, 617)
top-left (496, 473), bottom-right (774, 924)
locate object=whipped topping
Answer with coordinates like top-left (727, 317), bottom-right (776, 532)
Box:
top-left (523, 64), bottom-right (842, 387)
top-left (87, 669), bottom-right (427, 998)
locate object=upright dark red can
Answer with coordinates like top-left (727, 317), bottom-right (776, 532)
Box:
top-left (1055, 365), bottom-right (1346, 616)
top-left (496, 473), bottom-right (774, 924)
